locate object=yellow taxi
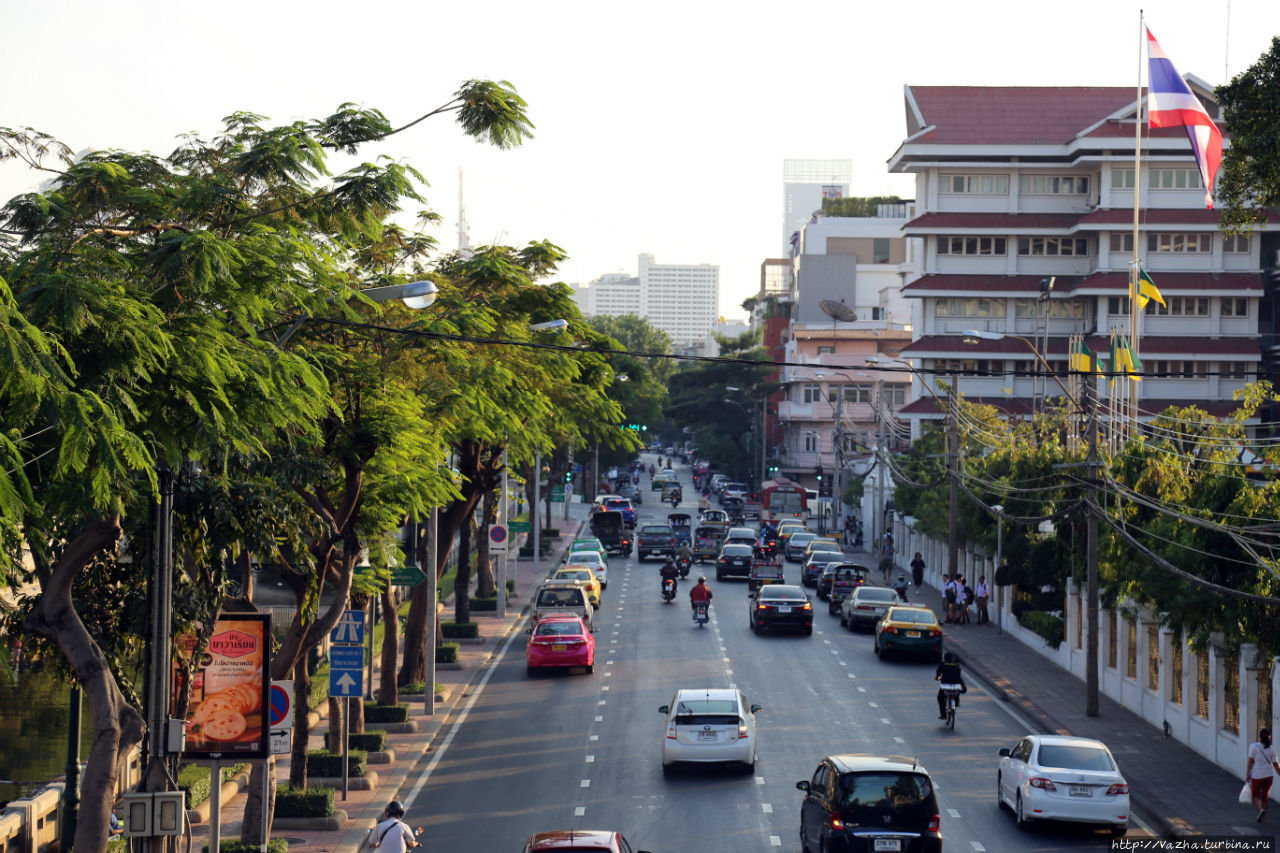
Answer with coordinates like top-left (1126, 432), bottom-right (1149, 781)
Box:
top-left (874, 604), bottom-right (944, 662)
top-left (554, 565), bottom-right (602, 607)
top-left (802, 538), bottom-right (842, 561)
top-left (777, 522), bottom-right (808, 545)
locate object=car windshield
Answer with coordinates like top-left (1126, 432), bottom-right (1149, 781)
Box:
top-left (674, 698), bottom-right (739, 725)
top-left (534, 621), bottom-right (583, 637)
top-left (760, 588), bottom-right (806, 601)
top-left (558, 570), bottom-right (592, 581)
top-left (790, 534), bottom-right (816, 545)
top-left (766, 491), bottom-right (805, 512)
top-left (857, 589), bottom-right (900, 603)
top-left (723, 545), bottom-right (752, 555)
top-left (837, 772), bottom-right (934, 810)
top-left (888, 609), bottom-right (936, 624)
top-left (642, 525), bottom-right (672, 534)
top-left (1037, 744), bottom-right (1116, 771)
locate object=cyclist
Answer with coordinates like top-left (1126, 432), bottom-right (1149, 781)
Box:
top-left (934, 652), bottom-right (967, 720)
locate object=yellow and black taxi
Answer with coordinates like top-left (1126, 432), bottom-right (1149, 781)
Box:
top-left (873, 604), bottom-right (944, 662)
top-left (553, 565), bottom-right (602, 607)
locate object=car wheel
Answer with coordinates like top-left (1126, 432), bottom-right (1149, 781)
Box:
top-left (716, 569), bottom-right (725, 581)
top-left (585, 663), bottom-right (594, 674)
top-left (803, 625), bottom-right (813, 636)
top-left (526, 664), bottom-right (536, 676)
top-left (751, 621), bottom-right (760, 635)
top-left (662, 763), bottom-right (673, 777)
top-left (1110, 824), bottom-right (1127, 838)
top-left (996, 773), bottom-right (1005, 811)
top-left (1015, 792), bottom-right (1033, 829)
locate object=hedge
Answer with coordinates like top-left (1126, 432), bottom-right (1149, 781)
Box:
top-left (1019, 609), bottom-right (1065, 648)
top-left (274, 785), bottom-right (334, 818)
top-left (469, 597), bottom-right (497, 612)
top-left (305, 749), bottom-right (367, 778)
top-left (347, 730), bottom-right (387, 752)
top-left (364, 702), bottom-right (410, 723)
top-left (205, 839), bottom-right (291, 853)
top-left (177, 762), bottom-right (247, 809)
top-left (436, 643), bottom-right (460, 663)
top-left (442, 621), bottom-right (480, 638)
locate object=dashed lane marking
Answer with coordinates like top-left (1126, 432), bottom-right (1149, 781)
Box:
top-left (756, 777), bottom-right (765, 785)
top-left (857, 687), bottom-right (867, 693)
top-left (947, 808), bottom-right (960, 818)
top-left (590, 735), bottom-right (598, 741)
top-left (575, 806), bottom-right (585, 816)
top-left (880, 718), bottom-right (891, 725)
top-left (762, 803), bottom-right (773, 813)
top-left (586, 755), bottom-right (595, 763)
top-left (580, 779), bottom-right (590, 788)
top-left (869, 702), bottom-right (879, 708)
top-left (595, 715), bottom-right (603, 722)
top-left (970, 843), bottom-right (985, 851)
top-left (894, 737), bottom-right (905, 744)
top-left (769, 836), bottom-right (781, 847)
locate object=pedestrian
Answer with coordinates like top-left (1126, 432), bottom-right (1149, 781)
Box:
top-left (910, 552), bottom-right (925, 594)
top-left (959, 578), bottom-right (973, 625)
top-left (878, 535), bottom-right (895, 583)
top-left (943, 574), bottom-right (960, 624)
top-left (1247, 728), bottom-right (1280, 822)
top-left (367, 800), bottom-right (419, 852)
top-left (974, 576), bottom-right (990, 624)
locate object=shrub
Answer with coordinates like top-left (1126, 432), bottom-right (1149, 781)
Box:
top-left (442, 621), bottom-right (480, 639)
top-left (364, 702), bottom-right (410, 723)
top-left (274, 785), bottom-right (334, 818)
top-left (305, 749), bottom-right (367, 778)
top-left (436, 643), bottom-right (460, 663)
top-left (1019, 610), bottom-right (1065, 648)
top-left (506, 578), bottom-right (516, 595)
top-left (347, 730), bottom-right (387, 752)
top-left (205, 840), bottom-right (290, 853)
top-left (469, 597), bottom-right (496, 612)
top-left (177, 762), bottom-right (247, 808)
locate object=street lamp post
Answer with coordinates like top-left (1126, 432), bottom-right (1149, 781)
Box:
top-left (991, 504), bottom-right (1004, 636)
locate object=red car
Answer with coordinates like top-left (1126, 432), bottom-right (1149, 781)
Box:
top-left (526, 615), bottom-right (595, 675)
top-left (522, 830), bottom-right (651, 852)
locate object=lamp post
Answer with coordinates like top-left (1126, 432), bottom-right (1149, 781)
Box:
top-left (961, 328), bottom-right (1076, 406)
top-left (991, 504), bottom-right (1004, 636)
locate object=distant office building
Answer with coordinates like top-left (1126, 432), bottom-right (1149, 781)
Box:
top-left (572, 255), bottom-right (720, 350)
top-left (572, 273), bottom-right (640, 317)
top-left (784, 159), bottom-right (852, 256)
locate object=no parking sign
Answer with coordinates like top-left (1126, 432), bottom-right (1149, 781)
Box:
top-left (489, 523), bottom-right (508, 554)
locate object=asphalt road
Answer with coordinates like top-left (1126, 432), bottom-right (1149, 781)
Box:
top-left (401, 459), bottom-right (1134, 850)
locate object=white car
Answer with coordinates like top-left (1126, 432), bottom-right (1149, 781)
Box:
top-left (564, 551), bottom-right (607, 589)
top-left (997, 734), bottom-right (1129, 836)
top-left (659, 687), bottom-right (761, 775)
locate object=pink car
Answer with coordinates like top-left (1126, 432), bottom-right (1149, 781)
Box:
top-left (522, 830), bottom-right (651, 852)
top-left (526, 615), bottom-right (595, 675)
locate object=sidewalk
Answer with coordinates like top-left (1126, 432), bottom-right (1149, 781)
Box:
top-left (914, 578), bottom-right (1272, 839)
top-left (190, 509), bottom-right (585, 853)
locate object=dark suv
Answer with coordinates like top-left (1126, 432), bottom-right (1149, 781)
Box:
top-left (636, 524), bottom-right (676, 561)
top-left (797, 755), bottom-right (942, 852)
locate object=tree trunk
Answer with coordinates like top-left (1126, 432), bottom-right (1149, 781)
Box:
top-left (327, 696), bottom-right (343, 750)
top-left (474, 488), bottom-right (496, 597)
top-left (379, 585), bottom-right (399, 705)
top-left (454, 511), bottom-right (473, 623)
top-left (241, 758), bottom-right (277, 846)
top-left (288, 657), bottom-right (312, 789)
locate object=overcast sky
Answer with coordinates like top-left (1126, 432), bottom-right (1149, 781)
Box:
top-left (3, 0), bottom-right (1276, 319)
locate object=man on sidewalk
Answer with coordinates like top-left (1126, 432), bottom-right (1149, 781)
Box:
top-left (1246, 728), bottom-right (1280, 823)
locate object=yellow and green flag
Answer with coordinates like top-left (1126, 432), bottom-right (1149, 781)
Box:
top-left (1118, 333), bottom-right (1142, 381)
top-left (1135, 268), bottom-right (1165, 310)
top-left (1069, 337), bottom-right (1092, 372)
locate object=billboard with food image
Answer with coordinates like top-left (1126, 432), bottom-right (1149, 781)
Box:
top-left (174, 614), bottom-right (270, 758)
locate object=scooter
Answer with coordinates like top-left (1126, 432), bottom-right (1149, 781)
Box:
top-left (661, 577), bottom-right (677, 604)
top-left (676, 556), bottom-right (691, 578)
top-left (670, 494), bottom-right (681, 508)
top-left (693, 601), bottom-right (709, 628)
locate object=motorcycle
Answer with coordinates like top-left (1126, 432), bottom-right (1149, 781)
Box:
top-left (676, 556), bottom-right (691, 578)
top-left (661, 577), bottom-right (677, 604)
top-left (670, 494), bottom-right (681, 508)
top-left (692, 600), bottom-right (710, 628)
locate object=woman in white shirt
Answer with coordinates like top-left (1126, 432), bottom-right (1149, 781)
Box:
top-left (1246, 728), bottom-right (1280, 823)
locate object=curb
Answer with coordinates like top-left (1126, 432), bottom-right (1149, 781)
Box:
top-left (188, 768), bottom-right (253, 825)
top-left (272, 810), bottom-right (348, 832)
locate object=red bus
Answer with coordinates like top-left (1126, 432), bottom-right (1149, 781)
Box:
top-left (760, 477), bottom-right (808, 525)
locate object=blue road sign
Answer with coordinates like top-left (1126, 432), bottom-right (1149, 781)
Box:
top-left (329, 610), bottom-right (365, 645)
top-left (328, 645), bottom-right (365, 697)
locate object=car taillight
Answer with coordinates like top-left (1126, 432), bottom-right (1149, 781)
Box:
top-left (929, 629), bottom-right (942, 637)
top-left (1029, 777), bottom-right (1057, 791)
top-left (927, 814), bottom-right (940, 833)
top-left (827, 812), bottom-right (845, 831)
top-left (756, 602), bottom-right (769, 610)
top-left (858, 605), bottom-right (874, 611)
top-left (883, 626), bottom-right (897, 634)
top-left (738, 724), bottom-right (749, 739)
top-left (1106, 783), bottom-right (1129, 795)
top-left (801, 602), bottom-right (812, 610)
top-left (719, 557), bottom-right (728, 564)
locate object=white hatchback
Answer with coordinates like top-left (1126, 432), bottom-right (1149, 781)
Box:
top-left (997, 734), bottom-right (1129, 837)
top-left (659, 688), bottom-right (761, 775)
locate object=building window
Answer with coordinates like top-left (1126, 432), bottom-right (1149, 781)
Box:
top-left (1222, 656), bottom-right (1239, 734)
top-left (1220, 361), bottom-right (1253, 380)
top-left (1107, 611), bottom-right (1118, 669)
top-left (873, 238), bottom-right (891, 263)
top-left (937, 237), bottom-right (1008, 256)
top-left (935, 358), bottom-right (1004, 375)
top-left (1018, 175), bottom-right (1091, 195)
top-left (802, 384), bottom-right (822, 403)
top-left (1107, 296), bottom-right (1132, 316)
top-left (1170, 638), bottom-right (1183, 705)
top-left (881, 385), bottom-right (907, 407)
top-left (1017, 236), bottom-right (1090, 256)
top-left (935, 297), bottom-right (1003, 317)
top-left (1126, 621), bottom-right (1138, 679)
top-left (842, 433), bottom-right (868, 453)
top-left (839, 384), bottom-right (873, 403)
top-left (940, 174), bottom-right (1009, 194)
top-left (1147, 625), bottom-right (1160, 691)
top-left (1221, 298), bottom-right (1249, 317)
top-left (1108, 233), bottom-right (1135, 253)
top-left (1195, 653), bottom-right (1209, 718)
top-left (817, 345), bottom-right (835, 355)
top-left (803, 432), bottom-right (818, 452)
top-left (1112, 168), bottom-right (1136, 189)
top-left (1147, 296), bottom-right (1209, 317)
top-left (1148, 360), bottom-right (1207, 379)
top-left (1148, 232), bottom-right (1212, 253)
top-left (1223, 233), bottom-right (1251, 253)
top-left (1150, 168), bottom-right (1203, 190)
top-left (1014, 299), bottom-right (1087, 318)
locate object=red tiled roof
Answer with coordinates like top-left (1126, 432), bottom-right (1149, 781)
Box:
top-left (902, 272), bottom-right (1262, 295)
top-left (902, 212), bottom-right (1084, 232)
top-left (900, 395), bottom-right (1249, 419)
top-left (901, 334), bottom-right (1259, 357)
top-left (899, 396), bottom-right (1033, 416)
top-left (1077, 208), bottom-right (1224, 227)
top-left (903, 275), bottom-right (1075, 294)
top-left (1079, 272), bottom-right (1262, 292)
top-left (908, 87), bottom-right (1136, 145)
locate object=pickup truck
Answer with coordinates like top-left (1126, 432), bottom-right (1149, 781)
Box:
top-left (589, 510), bottom-right (633, 557)
top-left (637, 524), bottom-right (676, 561)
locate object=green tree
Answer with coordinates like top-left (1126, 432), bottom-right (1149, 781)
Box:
top-left (1215, 37), bottom-right (1280, 232)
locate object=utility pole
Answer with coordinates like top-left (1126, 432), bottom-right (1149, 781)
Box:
top-left (833, 389), bottom-right (844, 539)
top-left (947, 378), bottom-right (959, 580)
top-left (1085, 376), bottom-right (1101, 717)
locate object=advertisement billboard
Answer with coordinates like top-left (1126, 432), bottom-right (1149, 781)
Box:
top-left (174, 613), bottom-right (271, 759)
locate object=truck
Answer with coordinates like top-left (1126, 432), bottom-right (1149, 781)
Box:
top-left (637, 523), bottom-right (677, 562)
top-left (589, 510), bottom-right (632, 557)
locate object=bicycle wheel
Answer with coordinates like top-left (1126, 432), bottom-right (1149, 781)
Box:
top-left (946, 699), bottom-right (956, 730)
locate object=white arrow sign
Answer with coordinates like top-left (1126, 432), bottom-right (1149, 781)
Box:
top-left (334, 673), bottom-right (358, 696)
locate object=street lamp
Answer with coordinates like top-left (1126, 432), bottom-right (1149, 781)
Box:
top-left (961, 328), bottom-right (1076, 407)
top-left (990, 504), bottom-right (1004, 636)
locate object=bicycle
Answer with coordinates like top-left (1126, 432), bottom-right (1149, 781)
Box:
top-left (940, 685), bottom-right (962, 730)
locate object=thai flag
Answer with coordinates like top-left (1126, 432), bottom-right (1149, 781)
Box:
top-left (1147, 28), bottom-right (1222, 208)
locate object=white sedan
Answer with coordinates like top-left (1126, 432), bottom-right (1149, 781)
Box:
top-left (659, 688), bottom-right (761, 775)
top-left (564, 551), bottom-right (607, 589)
top-left (997, 734), bottom-right (1129, 836)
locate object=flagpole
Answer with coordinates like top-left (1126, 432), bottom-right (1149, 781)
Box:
top-left (1128, 9), bottom-right (1146, 436)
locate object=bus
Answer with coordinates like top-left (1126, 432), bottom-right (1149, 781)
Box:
top-left (759, 477), bottom-right (808, 525)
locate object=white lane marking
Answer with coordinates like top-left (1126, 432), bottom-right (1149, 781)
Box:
top-left (590, 735), bottom-right (598, 741)
top-left (869, 702), bottom-right (879, 708)
top-left (602, 685), bottom-right (610, 691)
top-left (580, 779), bottom-right (590, 788)
top-left (838, 661), bottom-right (847, 667)
top-left (575, 806), bottom-right (586, 816)
top-left (586, 755), bottom-right (595, 763)
top-left (847, 673), bottom-right (856, 678)
top-left (761, 803), bottom-right (773, 813)
top-left (726, 669), bottom-right (734, 675)
top-left (947, 808), bottom-right (960, 818)
top-left (769, 837), bottom-right (781, 847)
top-left (607, 660), bottom-right (614, 665)
top-left (857, 687), bottom-right (867, 693)
top-left (756, 776), bottom-right (765, 785)
top-left (595, 715), bottom-right (603, 722)
top-left (604, 672), bottom-right (613, 677)
top-left (830, 649), bottom-right (839, 655)
top-left (599, 700), bottom-right (607, 705)
top-left (970, 843), bottom-right (985, 851)
top-left (894, 737), bottom-right (905, 744)
top-left (823, 639), bottom-right (831, 645)
top-left (723, 657), bottom-right (732, 662)
top-left (880, 718), bottom-right (891, 725)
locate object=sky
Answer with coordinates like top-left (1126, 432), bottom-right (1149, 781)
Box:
top-left (2, 1), bottom-right (1277, 320)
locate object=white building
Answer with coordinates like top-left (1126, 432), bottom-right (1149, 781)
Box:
top-left (783, 159), bottom-right (852, 256)
top-left (572, 272), bottom-right (640, 317)
top-left (573, 255), bottom-right (721, 350)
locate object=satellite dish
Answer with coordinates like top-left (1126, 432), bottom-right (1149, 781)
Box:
top-left (819, 299), bottom-right (857, 322)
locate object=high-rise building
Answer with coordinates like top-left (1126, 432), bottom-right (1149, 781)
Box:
top-left (638, 253), bottom-right (720, 349)
top-left (572, 273), bottom-right (640, 318)
top-left (783, 159), bottom-right (852, 255)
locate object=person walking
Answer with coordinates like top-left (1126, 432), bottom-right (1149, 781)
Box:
top-left (910, 552), bottom-right (926, 594)
top-left (878, 534), bottom-right (895, 584)
top-left (943, 574), bottom-right (960, 624)
top-left (974, 576), bottom-right (990, 624)
top-left (1247, 728), bottom-right (1280, 822)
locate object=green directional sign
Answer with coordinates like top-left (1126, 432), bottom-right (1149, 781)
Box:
top-left (389, 565), bottom-right (426, 586)
top-left (550, 485), bottom-right (566, 502)
top-left (509, 520), bottom-right (531, 533)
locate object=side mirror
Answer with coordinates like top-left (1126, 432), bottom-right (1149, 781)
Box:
top-left (750, 704), bottom-right (763, 713)
top-left (795, 780), bottom-right (810, 792)
top-left (998, 747), bottom-right (1010, 757)
top-left (658, 705), bottom-right (670, 714)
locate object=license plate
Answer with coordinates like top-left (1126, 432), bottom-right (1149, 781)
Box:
top-left (551, 644), bottom-right (566, 651)
top-left (697, 731), bottom-right (717, 741)
top-left (1069, 785), bottom-right (1092, 797)
top-left (873, 840), bottom-right (901, 852)
top-left (906, 631), bottom-right (920, 638)
top-left (778, 606), bottom-right (792, 613)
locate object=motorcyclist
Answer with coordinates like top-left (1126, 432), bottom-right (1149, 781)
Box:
top-left (689, 575), bottom-right (713, 615)
top-left (659, 559), bottom-right (679, 600)
top-left (893, 574), bottom-right (910, 602)
top-left (935, 652), bottom-right (968, 719)
top-left (670, 487), bottom-right (682, 507)
top-left (676, 542), bottom-right (693, 565)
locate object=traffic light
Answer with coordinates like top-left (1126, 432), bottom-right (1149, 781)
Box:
top-left (565, 471), bottom-right (572, 482)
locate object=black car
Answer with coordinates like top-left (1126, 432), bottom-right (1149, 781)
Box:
top-left (637, 524), bottom-right (676, 561)
top-left (803, 551), bottom-right (845, 588)
top-left (797, 755), bottom-right (942, 853)
top-left (715, 543), bottom-right (754, 580)
top-left (749, 584), bottom-right (813, 635)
